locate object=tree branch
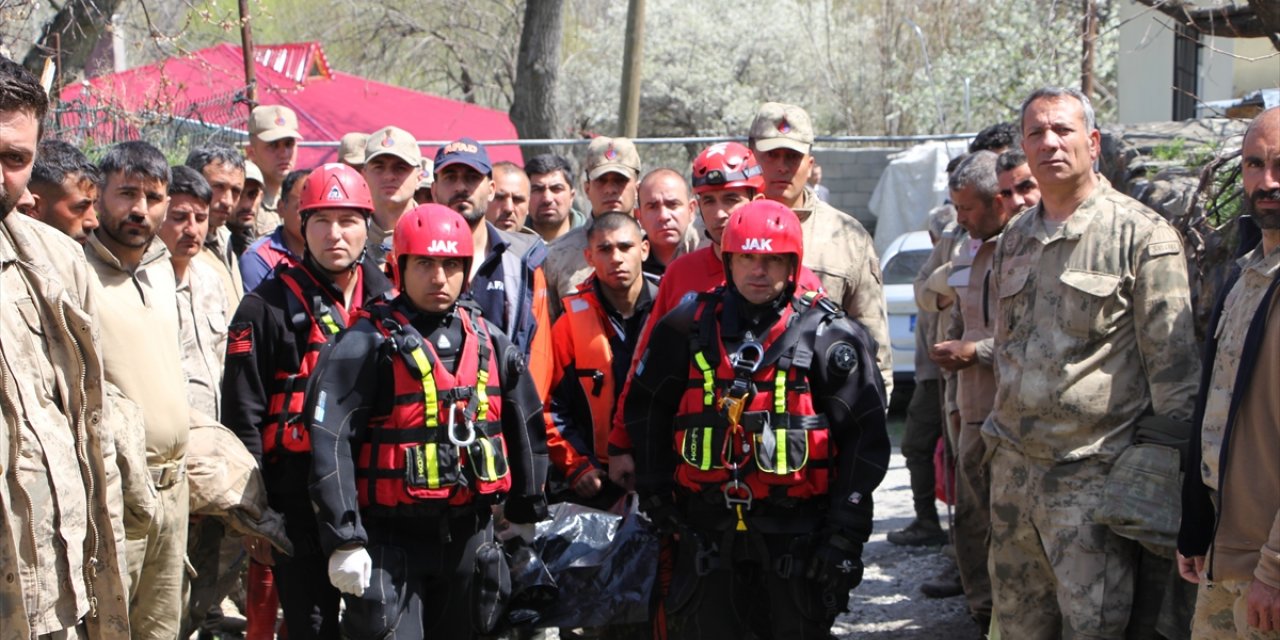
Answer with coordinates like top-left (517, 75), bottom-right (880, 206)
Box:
top-left (1132, 0), bottom-right (1279, 47)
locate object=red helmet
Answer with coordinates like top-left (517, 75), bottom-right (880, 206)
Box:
top-left (691, 142), bottom-right (764, 195)
top-left (721, 199), bottom-right (804, 281)
top-left (392, 203), bottom-right (475, 284)
top-left (298, 163), bottom-right (374, 217)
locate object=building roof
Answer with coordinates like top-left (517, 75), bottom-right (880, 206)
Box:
top-left (58, 42), bottom-right (523, 168)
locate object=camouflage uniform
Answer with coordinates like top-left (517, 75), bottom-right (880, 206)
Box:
top-left (984, 182), bottom-right (1199, 637)
top-left (200, 227), bottom-right (244, 309)
top-left (793, 187), bottom-right (893, 397)
top-left (0, 212), bottom-right (129, 640)
top-left (1187, 244), bottom-right (1280, 639)
top-left (85, 234), bottom-right (192, 640)
top-left (176, 259), bottom-right (229, 420)
top-left (254, 191), bottom-right (282, 239)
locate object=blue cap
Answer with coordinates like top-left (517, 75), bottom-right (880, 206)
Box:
top-left (433, 137), bottom-right (492, 176)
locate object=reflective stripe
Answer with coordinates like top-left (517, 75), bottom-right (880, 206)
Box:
top-left (425, 443), bottom-right (441, 488)
top-left (318, 313), bottom-right (341, 336)
top-left (699, 428), bottom-right (714, 471)
top-left (693, 351), bottom-right (715, 407)
top-left (476, 369), bottom-right (490, 421)
top-left (478, 438), bottom-right (498, 479)
top-left (408, 347), bottom-right (439, 429)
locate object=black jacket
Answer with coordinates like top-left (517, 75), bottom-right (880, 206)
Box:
top-left (221, 258), bottom-right (393, 495)
top-left (305, 296), bottom-right (549, 556)
top-left (624, 288), bottom-right (890, 542)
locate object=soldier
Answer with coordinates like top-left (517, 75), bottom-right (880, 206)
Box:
top-left (1179, 106), bottom-right (1280, 638)
top-left (222, 163), bottom-right (393, 639)
top-left (338, 131), bottom-right (369, 170)
top-left (636, 168), bottom-right (700, 277)
top-left (430, 138), bottom-right (552, 393)
top-left (241, 168), bottom-right (310, 293)
top-left (526, 153), bottom-right (586, 243)
top-left (86, 140), bottom-right (193, 640)
top-left (27, 139), bottom-right (101, 243)
top-left (363, 126), bottom-right (423, 269)
top-left (625, 199), bottom-right (889, 637)
top-left (245, 104), bottom-right (302, 235)
top-left (984, 87), bottom-right (1199, 637)
top-left (186, 145), bottom-right (247, 309)
top-left (306, 204), bottom-right (548, 639)
top-left (238, 159), bottom-right (267, 237)
top-left (749, 101), bottom-right (893, 398)
top-left (545, 213), bottom-right (656, 505)
top-left (0, 54), bottom-right (130, 640)
top-left (485, 161), bottom-right (534, 234)
top-left (928, 150), bottom-right (1014, 632)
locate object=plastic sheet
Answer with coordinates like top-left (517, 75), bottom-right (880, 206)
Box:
top-left (517, 499), bottom-right (659, 628)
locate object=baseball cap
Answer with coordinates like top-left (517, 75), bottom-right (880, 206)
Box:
top-left (243, 160), bottom-right (264, 186)
top-left (584, 136), bottom-right (640, 180)
top-left (749, 102), bottom-right (814, 155)
top-left (433, 137), bottom-right (492, 176)
top-left (365, 126), bottom-right (422, 167)
top-left (248, 105), bottom-right (302, 143)
top-left (338, 132), bottom-right (369, 166)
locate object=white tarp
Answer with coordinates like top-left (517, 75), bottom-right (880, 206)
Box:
top-left (868, 140), bottom-right (968, 256)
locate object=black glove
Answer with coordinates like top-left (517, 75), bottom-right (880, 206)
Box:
top-left (503, 494), bottom-right (548, 524)
top-left (639, 493), bottom-right (682, 535)
top-left (806, 530), bottom-right (864, 591)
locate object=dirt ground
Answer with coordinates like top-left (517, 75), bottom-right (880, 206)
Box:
top-left (832, 445), bottom-right (982, 639)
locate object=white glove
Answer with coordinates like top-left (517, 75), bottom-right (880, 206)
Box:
top-left (327, 546), bottom-right (372, 596)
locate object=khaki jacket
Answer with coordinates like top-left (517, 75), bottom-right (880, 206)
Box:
top-left (0, 213), bottom-right (129, 640)
top-left (985, 181), bottom-right (1199, 463)
top-left (794, 188), bottom-right (893, 396)
top-left (86, 234), bottom-right (191, 465)
top-left (946, 233), bottom-right (998, 425)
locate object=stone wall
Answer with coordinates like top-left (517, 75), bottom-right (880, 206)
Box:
top-left (812, 147), bottom-right (898, 232)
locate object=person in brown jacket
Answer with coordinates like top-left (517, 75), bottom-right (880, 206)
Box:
top-left (1179, 106), bottom-right (1280, 638)
top-left (0, 56), bottom-right (130, 640)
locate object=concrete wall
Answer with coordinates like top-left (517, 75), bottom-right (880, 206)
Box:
top-left (812, 147), bottom-right (897, 233)
top-left (1118, 2), bottom-right (1176, 125)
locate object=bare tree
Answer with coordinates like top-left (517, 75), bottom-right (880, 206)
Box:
top-left (510, 0), bottom-right (563, 161)
top-left (20, 0), bottom-right (126, 81)
top-left (1134, 0), bottom-right (1280, 49)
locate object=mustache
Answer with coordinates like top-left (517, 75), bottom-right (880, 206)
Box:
top-left (1251, 187), bottom-right (1280, 206)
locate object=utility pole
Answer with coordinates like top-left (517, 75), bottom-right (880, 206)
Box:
top-left (239, 0), bottom-right (258, 110)
top-left (618, 0), bottom-right (646, 138)
top-left (1081, 0), bottom-right (1097, 99)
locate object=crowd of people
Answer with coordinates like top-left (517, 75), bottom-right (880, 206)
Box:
top-left (1, 50), bottom-right (1277, 640)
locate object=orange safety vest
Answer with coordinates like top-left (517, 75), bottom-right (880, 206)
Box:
top-left (561, 289), bottom-right (618, 463)
top-left (673, 291), bottom-right (838, 506)
top-left (263, 269), bottom-right (349, 457)
top-left (355, 303), bottom-right (511, 513)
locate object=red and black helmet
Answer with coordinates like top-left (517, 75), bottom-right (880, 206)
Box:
top-left (691, 142), bottom-right (764, 195)
top-left (392, 203), bottom-right (475, 285)
top-left (721, 199), bottom-right (804, 283)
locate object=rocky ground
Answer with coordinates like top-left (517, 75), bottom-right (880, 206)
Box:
top-left (832, 446), bottom-right (981, 639)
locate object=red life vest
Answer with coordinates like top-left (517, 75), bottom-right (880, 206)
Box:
top-left (672, 291), bottom-right (838, 504)
top-left (561, 288), bottom-right (617, 463)
top-left (263, 268), bottom-right (351, 458)
top-left (355, 303), bottom-right (511, 513)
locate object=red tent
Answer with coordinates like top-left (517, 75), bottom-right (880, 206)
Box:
top-left (58, 42), bottom-right (524, 168)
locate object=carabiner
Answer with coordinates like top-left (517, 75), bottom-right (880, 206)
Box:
top-left (729, 341), bottom-right (764, 374)
top-left (723, 479), bottom-right (754, 510)
top-left (447, 405), bottom-right (476, 446)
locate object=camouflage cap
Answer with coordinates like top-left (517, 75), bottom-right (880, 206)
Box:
top-left (249, 105), bottom-right (303, 143)
top-left (338, 132), bottom-right (370, 166)
top-left (365, 126), bottom-right (422, 167)
top-left (584, 136), bottom-right (640, 180)
top-left (749, 102), bottom-right (814, 155)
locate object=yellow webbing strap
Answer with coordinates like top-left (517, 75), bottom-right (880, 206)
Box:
top-left (424, 443), bottom-right (441, 488)
top-left (476, 369), bottom-right (490, 421)
top-left (693, 351), bottom-right (715, 407)
top-left (774, 369), bottom-right (788, 472)
top-left (408, 346), bottom-right (440, 429)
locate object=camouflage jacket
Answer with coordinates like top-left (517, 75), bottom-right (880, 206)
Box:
top-left (0, 212), bottom-right (129, 640)
top-left (794, 187), bottom-right (893, 397)
top-left (984, 181), bottom-right (1199, 463)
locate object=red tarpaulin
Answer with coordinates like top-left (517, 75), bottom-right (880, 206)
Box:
top-left (59, 42), bottom-right (524, 168)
